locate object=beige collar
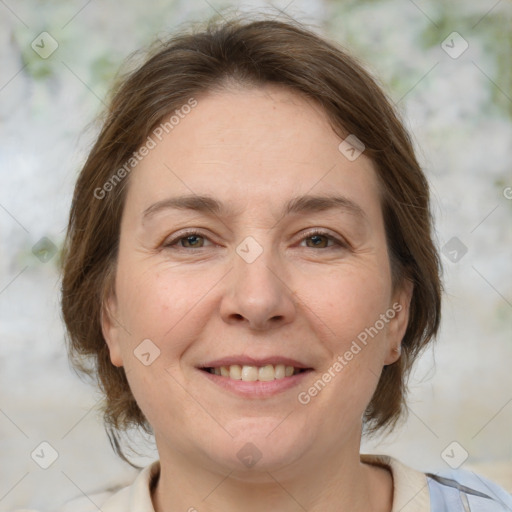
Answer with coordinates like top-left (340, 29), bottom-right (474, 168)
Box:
top-left (100, 454), bottom-right (430, 512)
top-left (361, 453), bottom-right (431, 511)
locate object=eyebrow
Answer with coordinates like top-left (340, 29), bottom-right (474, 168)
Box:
top-left (142, 193), bottom-right (367, 223)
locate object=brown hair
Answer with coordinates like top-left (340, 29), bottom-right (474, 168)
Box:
top-left (60, 11), bottom-right (442, 463)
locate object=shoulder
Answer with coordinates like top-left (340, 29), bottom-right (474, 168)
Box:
top-left (362, 454), bottom-right (512, 512)
top-left (426, 467), bottom-right (512, 511)
top-left (60, 461), bottom-right (159, 512)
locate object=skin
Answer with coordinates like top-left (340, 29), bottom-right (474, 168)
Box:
top-left (102, 84), bottom-right (413, 512)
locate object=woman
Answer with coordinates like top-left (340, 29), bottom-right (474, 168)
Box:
top-left (43, 12), bottom-right (511, 512)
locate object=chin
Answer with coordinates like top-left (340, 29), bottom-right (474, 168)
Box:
top-left (206, 416), bottom-right (311, 477)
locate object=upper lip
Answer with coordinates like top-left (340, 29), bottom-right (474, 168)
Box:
top-left (200, 356), bottom-right (312, 369)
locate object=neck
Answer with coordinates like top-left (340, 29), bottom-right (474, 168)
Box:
top-left (151, 441), bottom-right (393, 512)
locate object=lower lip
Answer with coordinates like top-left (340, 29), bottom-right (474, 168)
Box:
top-left (197, 369), bottom-right (313, 398)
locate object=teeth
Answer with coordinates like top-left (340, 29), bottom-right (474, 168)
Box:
top-left (229, 364), bottom-right (242, 380)
top-left (208, 364), bottom-right (301, 381)
top-left (241, 365), bottom-right (258, 381)
top-left (274, 364), bottom-right (285, 379)
top-left (258, 364), bottom-right (275, 381)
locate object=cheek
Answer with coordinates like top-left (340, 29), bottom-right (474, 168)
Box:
top-left (115, 260), bottom-right (220, 349)
top-left (112, 263), bottom-right (208, 421)
top-left (299, 262), bottom-right (392, 342)
top-left (296, 261), bottom-right (393, 407)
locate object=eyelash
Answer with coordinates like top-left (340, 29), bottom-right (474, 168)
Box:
top-left (163, 228), bottom-right (348, 251)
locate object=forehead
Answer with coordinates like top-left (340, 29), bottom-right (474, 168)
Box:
top-left (168, 84), bottom-right (345, 164)
top-left (124, 84), bottom-right (382, 222)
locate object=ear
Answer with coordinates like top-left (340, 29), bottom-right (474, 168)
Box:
top-left (100, 285), bottom-right (124, 368)
top-left (383, 278), bottom-right (414, 365)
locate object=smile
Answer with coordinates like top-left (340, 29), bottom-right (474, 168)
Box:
top-left (202, 364), bottom-right (306, 381)
top-left (197, 356), bottom-right (314, 398)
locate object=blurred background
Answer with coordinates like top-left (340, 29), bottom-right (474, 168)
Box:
top-left (0, 0), bottom-right (511, 510)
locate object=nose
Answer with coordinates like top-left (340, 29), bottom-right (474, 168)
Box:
top-left (219, 241), bottom-right (296, 331)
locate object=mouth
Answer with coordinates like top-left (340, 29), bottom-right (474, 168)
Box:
top-left (197, 358), bottom-right (313, 398)
top-left (201, 364), bottom-right (309, 381)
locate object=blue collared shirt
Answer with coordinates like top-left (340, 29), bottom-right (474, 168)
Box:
top-left (427, 469), bottom-right (512, 511)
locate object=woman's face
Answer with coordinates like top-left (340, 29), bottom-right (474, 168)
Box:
top-left (102, 84), bottom-right (411, 476)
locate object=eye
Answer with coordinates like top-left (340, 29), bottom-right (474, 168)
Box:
top-left (299, 229), bottom-right (347, 249)
top-left (163, 230), bottom-right (213, 249)
top-left (163, 228), bottom-right (347, 251)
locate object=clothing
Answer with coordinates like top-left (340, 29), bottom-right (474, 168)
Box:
top-left (17, 454), bottom-right (512, 511)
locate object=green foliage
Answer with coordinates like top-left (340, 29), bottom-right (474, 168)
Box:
top-left (90, 55), bottom-right (118, 86)
top-left (21, 43), bottom-right (56, 80)
top-left (419, 5), bottom-right (512, 118)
